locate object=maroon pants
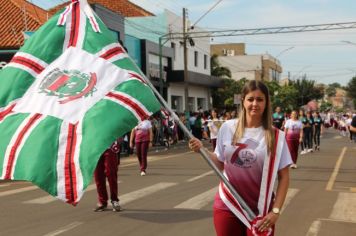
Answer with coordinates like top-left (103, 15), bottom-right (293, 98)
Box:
top-left (94, 150), bottom-right (119, 205)
top-left (211, 138), bottom-right (217, 151)
top-left (214, 208), bottom-right (275, 236)
top-left (136, 141), bottom-right (149, 171)
top-left (286, 138), bottom-right (299, 164)
top-left (214, 208), bottom-right (247, 236)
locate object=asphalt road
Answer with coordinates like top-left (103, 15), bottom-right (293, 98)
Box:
top-left (0, 128), bottom-right (356, 236)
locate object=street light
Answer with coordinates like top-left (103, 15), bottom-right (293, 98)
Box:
top-left (273, 46), bottom-right (294, 81)
top-left (276, 46), bottom-right (295, 58)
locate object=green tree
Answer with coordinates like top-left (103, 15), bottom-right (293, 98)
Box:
top-left (320, 101), bottom-right (332, 112)
top-left (290, 77), bottom-right (324, 107)
top-left (325, 82), bottom-right (341, 97)
top-left (346, 77), bottom-right (356, 107)
top-left (264, 81), bottom-right (299, 111)
top-left (211, 54), bottom-right (231, 79)
top-left (212, 78), bottom-right (243, 108)
top-left (211, 54), bottom-right (236, 108)
top-left (325, 86), bottom-right (336, 97)
top-left (275, 85), bottom-right (299, 111)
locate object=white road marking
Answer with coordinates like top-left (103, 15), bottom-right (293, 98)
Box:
top-left (24, 182), bottom-right (121, 204)
top-left (120, 151), bottom-right (193, 168)
top-left (326, 147), bottom-right (347, 191)
top-left (0, 186), bottom-right (38, 197)
top-left (42, 222), bottom-right (83, 236)
top-left (318, 217), bottom-right (356, 224)
top-left (120, 182), bottom-right (177, 205)
top-left (330, 192), bottom-right (356, 223)
top-left (306, 220), bottom-right (322, 236)
top-left (187, 170), bottom-right (214, 182)
top-left (174, 187), bottom-right (217, 210)
top-left (281, 188), bottom-right (299, 213)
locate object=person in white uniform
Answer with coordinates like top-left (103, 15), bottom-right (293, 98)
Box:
top-left (189, 80), bottom-right (292, 236)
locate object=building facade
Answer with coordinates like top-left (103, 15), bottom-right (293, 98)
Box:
top-left (126, 10), bottom-right (222, 113)
top-left (211, 43), bottom-right (282, 82)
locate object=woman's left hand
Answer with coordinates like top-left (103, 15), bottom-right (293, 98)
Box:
top-left (256, 212), bottom-right (279, 232)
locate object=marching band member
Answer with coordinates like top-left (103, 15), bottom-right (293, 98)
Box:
top-left (130, 119), bottom-right (153, 176)
top-left (284, 111), bottom-right (303, 168)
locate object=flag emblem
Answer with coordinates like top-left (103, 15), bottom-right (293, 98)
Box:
top-left (39, 68), bottom-right (97, 104)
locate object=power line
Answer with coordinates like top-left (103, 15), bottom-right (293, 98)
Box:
top-left (245, 43), bottom-right (345, 47)
top-left (165, 21), bottom-right (356, 39)
top-left (190, 0), bottom-right (224, 30)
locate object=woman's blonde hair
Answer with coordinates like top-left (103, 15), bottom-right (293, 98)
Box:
top-left (232, 80), bottom-right (274, 154)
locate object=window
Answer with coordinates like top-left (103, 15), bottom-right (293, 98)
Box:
top-left (204, 54), bottom-right (208, 69)
top-left (188, 97), bottom-right (196, 112)
top-left (171, 96), bottom-right (183, 112)
top-left (269, 68), bottom-right (280, 81)
top-left (194, 51), bottom-right (198, 67)
top-left (197, 98), bottom-right (206, 111)
top-left (171, 42), bottom-right (176, 60)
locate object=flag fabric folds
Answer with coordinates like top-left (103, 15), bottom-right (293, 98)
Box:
top-left (0, 0), bottom-right (160, 205)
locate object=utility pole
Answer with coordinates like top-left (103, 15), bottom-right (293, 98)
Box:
top-left (260, 55), bottom-right (264, 81)
top-left (159, 37), bottom-right (164, 96)
top-left (183, 8), bottom-right (189, 112)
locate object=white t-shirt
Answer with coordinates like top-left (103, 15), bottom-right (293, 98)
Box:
top-left (207, 118), bottom-right (222, 139)
top-left (284, 119), bottom-right (303, 138)
top-left (346, 118), bottom-right (352, 126)
top-left (136, 119), bottom-right (152, 130)
top-left (213, 119), bottom-right (292, 212)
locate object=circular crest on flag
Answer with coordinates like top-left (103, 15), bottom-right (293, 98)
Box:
top-left (39, 68), bottom-right (97, 104)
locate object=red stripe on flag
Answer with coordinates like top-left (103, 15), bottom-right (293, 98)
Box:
top-left (0, 103), bottom-right (16, 122)
top-left (89, 16), bottom-right (99, 32)
top-left (107, 92), bottom-right (148, 121)
top-left (64, 123), bottom-right (78, 205)
top-left (68, 2), bottom-right (80, 47)
top-left (11, 56), bottom-right (45, 74)
top-left (59, 6), bottom-right (71, 25)
top-left (263, 129), bottom-right (279, 215)
top-left (48, 74), bottom-right (70, 91)
top-left (100, 47), bottom-right (125, 60)
top-left (128, 73), bottom-right (146, 84)
top-left (4, 114), bottom-right (42, 179)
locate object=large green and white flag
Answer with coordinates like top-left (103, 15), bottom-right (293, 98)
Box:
top-left (0, 0), bottom-right (160, 205)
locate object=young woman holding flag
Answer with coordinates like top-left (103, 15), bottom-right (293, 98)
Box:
top-left (189, 80), bottom-right (292, 236)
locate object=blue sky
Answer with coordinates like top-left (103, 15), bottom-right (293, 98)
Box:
top-left (32, 0), bottom-right (356, 86)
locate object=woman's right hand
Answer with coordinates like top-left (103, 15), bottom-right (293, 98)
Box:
top-left (189, 138), bottom-right (203, 152)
